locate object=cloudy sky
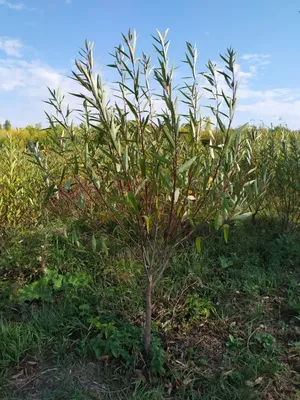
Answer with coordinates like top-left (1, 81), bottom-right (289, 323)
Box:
top-left (1, 0), bottom-right (300, 128)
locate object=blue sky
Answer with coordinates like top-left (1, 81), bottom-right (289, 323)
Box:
top-left (1, 0), bottom-right (300, 128)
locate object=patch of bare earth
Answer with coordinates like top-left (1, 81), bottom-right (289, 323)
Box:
top-left (4, 358), bottom-right (128, 400)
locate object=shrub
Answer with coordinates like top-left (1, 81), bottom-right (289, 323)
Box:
top-left (18, 268), bottom-right (91, 302)
top-left (0, 135), bottom-right (45, 230)
top-left (31, 29), bottom-right (258, 357)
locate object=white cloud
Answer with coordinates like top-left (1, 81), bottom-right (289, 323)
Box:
top-left (237, 93), bottom-right (300, 129)
top-left (238, 87), bottom-right (300, 101)
top-left (0, 38), bottom-right (23, 57)
top-left (0, 57), bottom-right (81, 126)
top-left (239, 100), bottom-right (300, 117)
top-left (0, 0), bottom-right (24, 10)
top-left (234, 63), bottom-right (255, 81)
top-left (0, 0), bottom-right (35, 10)
top-left (241, 53), bottom-right (270, 66)
top-left (237, 53), bottom-right (271, 84)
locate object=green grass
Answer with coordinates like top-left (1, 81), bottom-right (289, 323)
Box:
top-left (1, 220), bottom-right (300, 399)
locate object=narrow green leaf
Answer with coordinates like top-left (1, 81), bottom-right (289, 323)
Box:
top-left (223, 224), bottom-right (229, 243)
top-left (60, 165), bottom-right (66, 185)
top-left (214, 211), bottom-right (223, 230)
top-left (221, 90), bottom-right (231, 109)
top-left (93, 176), bottom-right (100, 189)
top-left (230, 212), bottom-right (253, 221)
top-left (195, 237), bottom-right (201, 254)
top-left (100, 236), bottom-right (109, 256)
top-left (143, 215), bottom-right (151, 234)
top-left (127, 191), bottom-right (139, 212)
top-left (216, 114), bottom-right (226, 133)
top-left (91, 234), bottom-right (97, 252)
top-left (45, 184), bottom-right (57, 202)
top-left (162, 128), bottom-right (175, 149)
top-left (123, 146), bottom-right (129, 171)
top-left (73, 156), bottom-right (79, 175)
top-left (179, 156), bottom-right (197, 174)
top-left (64, 180), bottom-right (72, 191)
top-left (78, 193), bottom-right (85, 209)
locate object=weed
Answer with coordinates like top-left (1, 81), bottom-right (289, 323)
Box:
top-left (18, 268), bottom-right (90, 302)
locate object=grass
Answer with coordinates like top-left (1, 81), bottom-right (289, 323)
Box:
top-left (1, 219), bottom-right (300, 399)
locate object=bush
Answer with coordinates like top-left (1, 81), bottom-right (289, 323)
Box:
top-left (0, 135), bottom-right (45, 230)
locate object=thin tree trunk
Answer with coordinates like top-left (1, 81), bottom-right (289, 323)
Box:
top-left (144, 274), bottom-right (153, 357)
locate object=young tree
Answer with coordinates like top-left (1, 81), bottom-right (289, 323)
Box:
top-left (32, 30), bottom-right (257, 357)
top-left (4, 120), bottom-right (11, 131)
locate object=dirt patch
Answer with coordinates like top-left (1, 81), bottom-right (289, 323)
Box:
top-left (165, 319), bottom-right (228, 377)
top-left (3, 359), bottom-right (129, 400)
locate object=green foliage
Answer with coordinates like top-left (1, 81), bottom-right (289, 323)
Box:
top-left (0, 319), bottom-right (40, 370)
top-left (31, 31), bottom-right (257, 281)
top-left (0, 135), bottom-right (45, 230)
top-left (254, 332), bottom-right (276, 351)
top-left (149, 335), bottom-right (166, 375)
top-left (4, 120), bottom-right (11, 131)
top-left (19, 268), bottom-right (90, 302)
top-left (88, 318), bottom-right (141, 362)
top-left (244, 126), bottom-right (300, 231)
top-left (19, 276), bottom-right (53, 302)
top-left (0, 126), bottom-right (49, 145)
top-left (1, 222), bottom-right (300, 398)
top-left (226, 333), bottom-right (244, 350)
top-left (88, 317), bottom-right (165, 374)
top-left (184, 294), bottom-right (216, 323)
top-left (30, 30), bottom-right (260, 356)
top-left (272, 134), bottom-right (300, 230)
